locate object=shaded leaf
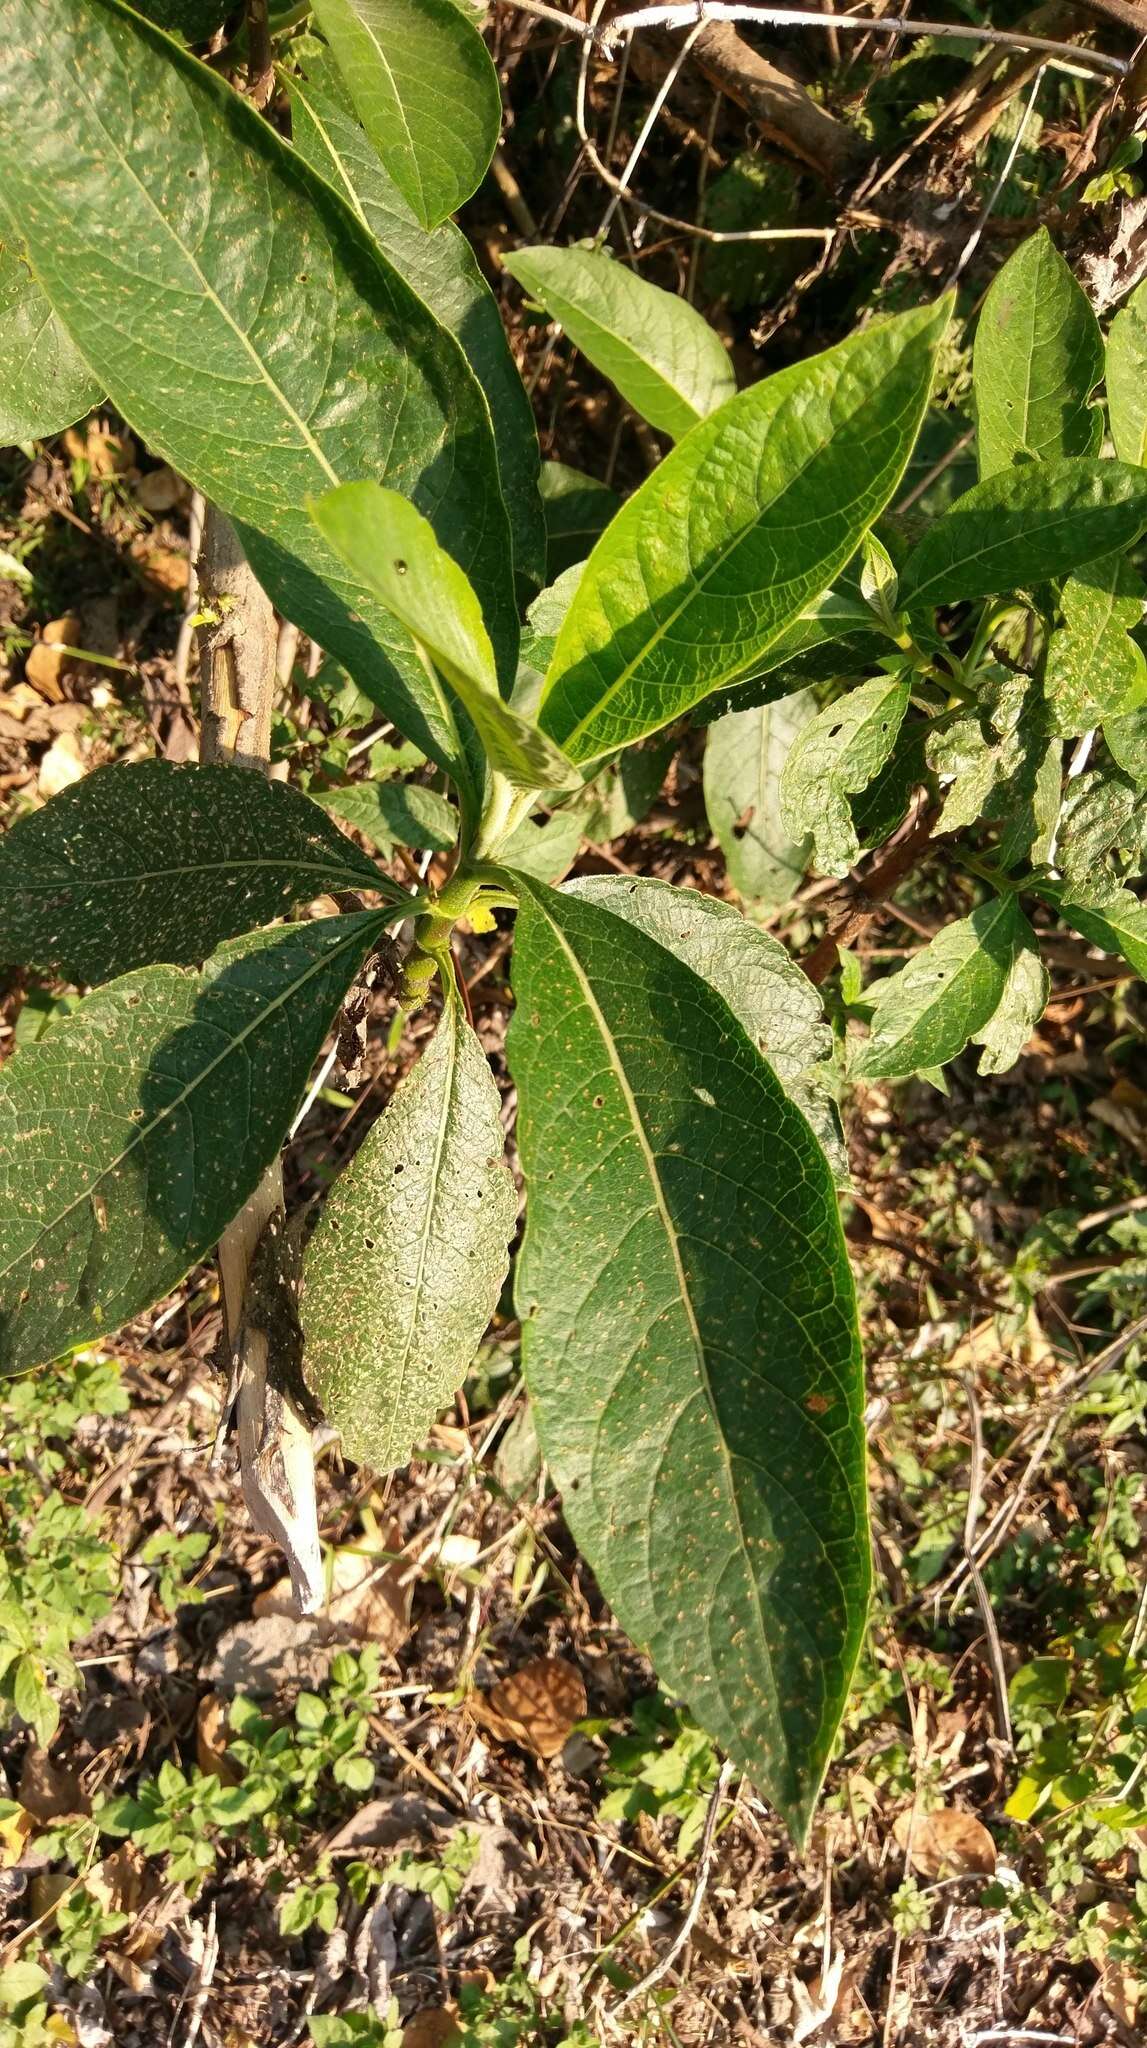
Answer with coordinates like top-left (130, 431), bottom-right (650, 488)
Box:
top-left (302, 987), bottom-right (517, 1470)
top-left (850, 894), bottom-right (1023, 1079)
top-left (315, 779), bottom-right (458, 855)
top-left (0, 914), bottom-right (387, 1376)
top-left (1059, 887), bottom-right (1147, 978)
top-left (287, 51), bottom-right (543, 588)
top-left (310, 0), bottom-right (500, 229)
top-left (504, 244), bottom-right (736, 440)
top-left (899, 459), bottom-right (1147, 613)
top-left (704, 694), bottom-right (815, 907)
top-left (0, 0), bottom-right (515, 793)
top-left (311, 483), bottom-right (576, 791)
top-left (973, 915), bottom-right (1049, 1074)
top-left (538, 461), bottom-right (618, 581)
top-left (0, 240), bottom-right (100, 444)
top-left (973, 229), bottom-right (1102, 477)
top-left (0, 761), bottom-right (397, 985)
top-left (1107, 278), bottom-right (1147, 465)
top-left (131, 0), bottom-right (231, 32)
top-left (780, 672), bottom-right (911, 878)
top-left (539, 298), bottom-right (950, 764)
top-left (1045, 554), bottom-right (1147, 734)
top-left (507, 878), bottom-right (868, 1839)
top-left (498, 805), bottom-right (586, 882)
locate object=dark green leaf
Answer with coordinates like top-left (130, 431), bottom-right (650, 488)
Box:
top-left (973, 918), bottom-right (1048, 1074)
top-left (0, 240), bottom-right (100, 444)
top-left (1044, 554), bottom-right (1147, 735)
top-left (1106, 279), bottom-right (1147, 465)
top-left (973, 230), bottom-right (1102, 476)
top-left (0, 761), bottom-right (397, 985)
top-left (315, 779), bottom-right (458, 855)
top-left (538, 298), bottom-right (951, 765)
top-left (504, 244), bottom-right (736, 440)
top-left (703, 695), bottom-right (815, 906)
top-left (0, 0), bottom-right (516, 792)
top-left (780, 672), bottom-right (911, 878)
top-left (131, 0), bottom-right (232, 33)
top-left (538, 461), bottom-right (618, 581)
top-left (0, 913), bottom-right (387, 1376)
top-left (849, 894), bottom-right (1023, 1079)
top-left (287, 52), bottom-right (543, 589)
top-left (898, 460), bottom-right (1147, 613)
top-left (507, 878), bottom-right (868, 1838)
top-left (310, 483), bottom-right (576, 790)
top-left (849, 717), bottom-right (930, 854)
top-left (302, 987), bottom-right (516, 1469)
top-left (309, 0), bottom-right (500, 230)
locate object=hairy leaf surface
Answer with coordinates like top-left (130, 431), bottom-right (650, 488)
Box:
top-left (0, 914), bottom-right (386, 1376)
top-left (780, 672), bottom-right (911, 878)
top-left (850, 894), bottom-right (1023, 1078)
top-left (899, 461), bottom-right (1147, 612)
top-left (506, 878), bottom-right (868, 1838)
top-left (302, 988), bottom-right (516, 1469)
top-left (0, 241), bottom-right (100, 443)
top-left (538, 298), bottom-right (950, 764)
top-left (287, 53), bottom-right (543, 587)
top-left (0, 762), bottom-right (397, 985)
top-left (1107, 280), bottom-right (1147, 465)
top-left (310, 0), bottom-right (500, 229)
top-left (0, 0), bottom-right (516, 792)
top-left (703, 696), bottom-right (815, 907)
top-left (973, 230), bottom-right (1102, 476)
top-left (504, 244), bottom-right (736, 440)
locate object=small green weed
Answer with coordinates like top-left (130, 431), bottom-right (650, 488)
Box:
top-left (598, 1694), bottom-right (718, 1856)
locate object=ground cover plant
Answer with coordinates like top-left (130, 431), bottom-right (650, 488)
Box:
top-left (3, 0), bottom-right (1147, 2039)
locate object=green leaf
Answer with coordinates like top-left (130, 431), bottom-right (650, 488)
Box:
top-left (1044, 554), bottom-right (1147, 734)
top-left (539, 461), bottom-right (618, 581)
top-left (1106, 279), bottom-right (1147, 465)
top-left (302, 987), bottom-right (516, 1469)
top-left (132, 0), bottom-right (231, 33)
top-left (311, 482), bottom-right (576, 791)
top-left (927, 672), bottom-right (1049, 839)
top-left (0, 913), bottom-right (386, 1376)
top-left (849, 894), bottom-right (1023, 1079)
top-left (972, 916), bottom-right (1048, 1075)
top-left (504, 244), bottom-right (736, 441)
top-left (539, 296), bottom-right (949, 765)
top-left (0, 0), bottom-right (516, 792)
top-left (1058, 887), bottom-right (1147, 978)
top-left (506, 878), bottom-right (868, 1839)
top-left (0, 761), bottom-right (399, 985)
top-left (315, 779), bottom-right (458, 856)
top-left (0, 239), bottom-right (100, 443)
top-left (898, 459), bottom-right (1147, 613)
top-left (498, 805), bottom-right (586, 882)
top-left (310, 0), bottom-right (500, 229)
top-left (780, 672), bottom-right (911, 878)
top-left (1105, 704), bottom-right (1147, 783)
top-left (1055, 767), bottom-right (1147, 901)
top-left (973, 230), bottom-right (1102, 477)
top-left (287, 52), bottom-right (543, 589)
top-left (703, 695), bottom-right (815, 907)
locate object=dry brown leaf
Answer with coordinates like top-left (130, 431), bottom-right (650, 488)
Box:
top-left (893, 1806), bottom-right (996, 1878)
top-left (18, 1748), bottom-right (86, 1823)
top-left (256, 1539), bottom-right (411, 1655)
top-left (63, 419), bottom-right (135, 477)
top-left (131, 539), bottom-right (188, 594)
top-left (1087, 1903), bottom-right (1144, 2026)
top-left (37, 730), bottom-right (86, 799)
top-left (402, 2009), bottom-right (460, 2048)
top-left (1, 682), bottom-right (49, 722)
top-left (196, 1692), bottom-right (242, 1785)
top-left (475, 1656), bottom-right (587, 1760)
top-left (135, 465), bottom-right (188, 513)
top-left (28, 1871), bottom-right (71, 1921)
top-left (25, 615), bottom-right (82, 701)
top-left (0, 1804), bottom-right (32, 1868)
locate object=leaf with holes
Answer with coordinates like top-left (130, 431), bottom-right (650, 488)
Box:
top-left (0, 0), bottom-right (515, 796)
top-left (309, 0), bottom-right (500, 229)
top-left (850, 894), bottom-right (1024, 1079)
top-left (703, 694), bottom-right (816, 908)
top-left (973, 229), bottom-right (1102, 477)
top-left (780, 672), bottom-right (911, 878)
top-left (302, 986), bottom-right (516, 1470)
top-left (0, 761), bottom-right (402, 985)
top-left (899, 460), bottom-right (1147, 613)
top-left (538, 297), bottom-right (950, 764)
top-left (506, 877), bottom-right (867, 1841)
top-left (0, 239), bottom-right (100, 443)
top-left (504, 244), bottom-right (736, 441)
top-left (0, 914), bottom-right (387, 1377)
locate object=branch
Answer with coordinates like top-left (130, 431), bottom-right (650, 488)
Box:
top-left (800, 803), bottom-right (941, 986)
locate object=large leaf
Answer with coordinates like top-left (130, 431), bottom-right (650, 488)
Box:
top-left (0, 761), bottom-right (400, 985)
top-left (1045, 554), bottom-right (1147, 735)
top-left (1059, 887), bottom-right (1147, 979)
top-left (504, 244), bottom-right (736, 441)
top-left (506, 877), bottom-right (868, 1838)
top-left (0, 0), bottom-right (516, 793)
top-left (850, 894), bottom-right (1023, 1079)
top-left (0, 913), bottom-right (386, 1376)
top-left (973, 230), bottom-right (1102, 477)
top-left (780, 672), bottom-right (911, 878)
top-left (538, 297), bottom-right (949, 765)
top-left (310, 0), bottom-right (500, 230)
top-left (311, 483), bottom-right (576, 791)
top-left (703, 695), bottom-right (815, 907)
top-left (132, 0), bottom-right (232, 32)
top-left (899, 460), bottom-right (1147, 613)
top-left (0, 240), bottom-right (100, 444)
top-left (301, 987), bottom-right (516, 1469)
top-left (1107, 279), bottom-right (1147, 466)
top-left (287, 53), bottom-right (543, 589)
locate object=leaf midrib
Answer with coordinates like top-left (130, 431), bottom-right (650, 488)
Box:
top-left (324, 0), bottom-right (425, 216)
top-left (15, 855), bottom-right (386, 895)
top-left (379, 991), bottom-right (460, 1461)
top-left (865, 894), bottom-right (1015, 1060)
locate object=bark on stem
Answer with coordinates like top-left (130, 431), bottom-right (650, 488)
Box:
top-left (197, 505), bottom-right (323, 1612)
